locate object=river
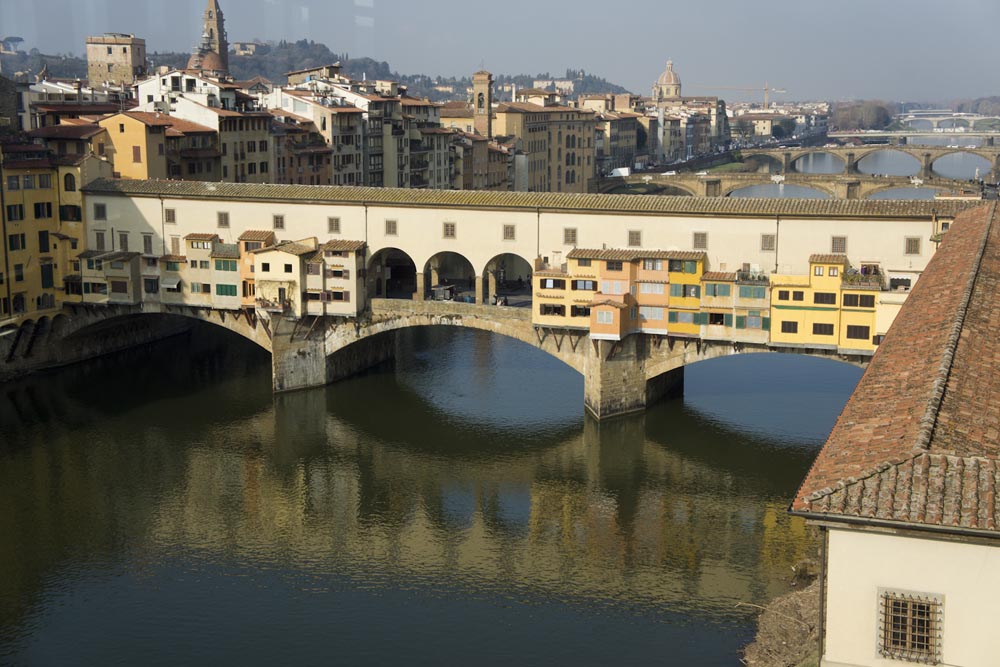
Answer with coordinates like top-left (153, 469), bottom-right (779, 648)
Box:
top-left (0, 324), bottom-right (862, 665)
top-left (731, 135), bottom-right (989, 198)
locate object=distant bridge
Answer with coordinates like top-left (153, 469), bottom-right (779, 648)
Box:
top-left (829, 131), bottom-right (1000, 145)
top-left (604, 171), bottom-right (975, 199)
top-left (895, 111), bottom-right (1000, 129)
top-left (741, 145), bottom-right (1000, 180)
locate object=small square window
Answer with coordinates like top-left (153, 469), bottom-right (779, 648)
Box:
top-left (217, 212), bottom-right (230, 228)
top-left (761, 234), bottom-right (776, 252)
top-left (878, 590), bottom-right (942, 664)
top-left (94, 203), bottom-right (107, 220)
top-left (628, 230), bottom-right (642, 247)
top-left (385, 219), bottom-right (398, 236)
top-left (814, 266), bottom-right (824, 276)
top-left (905, 237), bottom-right (921, 255)
top-left (165, 208), bottom-right (176, 224)
top-left (564, 227), bottom-right (578, 245)
top-left (693, 232), bottom-right (708, 250)
top-left (284, 264), bottom-right (293, 273)
top-left (328, 217), bottom-right (341, 234)
top-left (829, 267), bottom-right (839, 277)
top-left (443, 222), bottom-right (456, 239)
top-left (503, 224), bottom-right (516, 241)
top-left (273, 214), bottom-right (284, 230)
top-left (831, 236), bottom-right (847, 254)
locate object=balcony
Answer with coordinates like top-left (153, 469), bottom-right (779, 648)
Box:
top-left (842, 269), bottom-right (885, 290)
top-left (256, 298), bottom-right (291, 314)
top-left (736, 270), bottom-right (769, 285)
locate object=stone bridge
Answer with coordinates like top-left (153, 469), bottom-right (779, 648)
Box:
top-left (604, 172), bottom-right (973, 199)
top-left (741, 145), bottom-right (1000, 180)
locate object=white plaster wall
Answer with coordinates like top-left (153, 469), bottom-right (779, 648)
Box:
top-left (825, 528), bottom-right (1000, 667)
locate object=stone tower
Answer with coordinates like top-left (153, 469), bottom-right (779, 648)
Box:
top-left (473, 70), bottom-right (493, 139)
top-left (202, 0), bottom-right (229, 73)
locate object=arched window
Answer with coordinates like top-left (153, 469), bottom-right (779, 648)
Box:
top-left (64, 173), bottom-right (76, 192)
top-left (477, 93), bottom-right (485, 111)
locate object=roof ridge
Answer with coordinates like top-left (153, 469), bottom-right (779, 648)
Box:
top-left (913, 202), bottom-right (997, 454)
top-left (803, 452), bottom-right (926, 506)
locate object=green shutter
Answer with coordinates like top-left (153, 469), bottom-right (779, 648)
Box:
top-left (724, 313), bottom-right (733, 327)
top-left (735, 315), bottom-right (746, 329)
top-left (684, 260), bottom-right (697, 274)
top-left (719, 284), bottom-right (731, 297)
top-left (670, 284), bottom-right (684, 297)
top-left (762, 317), bottom-right (771, 331)
top-left (668, 311), bottom-right (678, 323)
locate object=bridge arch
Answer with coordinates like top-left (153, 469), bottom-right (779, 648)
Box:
top-left (482, 252), bottom-right (534, 305)
top-left (927, 150), bottom-right (992, 179)
top-left (855, 148), bottom-right (921, 176)
top-left (62, 308), bottom-right (272, 351)
top-left (368, 247), bottom-right (418, 300)
top-left (790, 151), bottom-right (845, 174)
top-left (723, 182), bottom-right (835, 198)
top-left (422, 251), bottom-right (477, 302)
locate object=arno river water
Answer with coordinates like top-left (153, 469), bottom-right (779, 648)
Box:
top-left (731, 134), bottom-right (991, 198)
top-left (0, 324), bottom-right (862, 665)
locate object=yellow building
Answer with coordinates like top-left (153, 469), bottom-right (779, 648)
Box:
top-left (98, 111), bottom-right (171, 180)
top-left (770, 254), bottom-right (879, 354)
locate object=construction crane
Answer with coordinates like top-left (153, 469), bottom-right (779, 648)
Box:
top-left (690, 82), bottom-right (787, 109)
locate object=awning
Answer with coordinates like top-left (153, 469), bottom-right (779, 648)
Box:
top-left (161, 277), bottom-right (181, 289)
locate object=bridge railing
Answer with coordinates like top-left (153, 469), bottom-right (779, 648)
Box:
top-left (370, 298), bottom-right (532, 322)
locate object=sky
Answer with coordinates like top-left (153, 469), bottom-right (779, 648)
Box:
top-left (2, 0), bottom-right (998, 102)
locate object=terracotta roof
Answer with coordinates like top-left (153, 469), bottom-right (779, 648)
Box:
top-left (791, 204), bottom-right (1000, 536)
top-left (163, 117), bottom-right (215, 135)
top-left (184, 233), bottom-right (219, 241)
top-left (27, 124), bottom-right (104, 140)
top-left (319, 240), bottom-right (366, 252)
top-left (82, 179), bottom-right (980, 220)
top-left (702, 271), bottom-right (737, 282)
top-left (210, 243), bottom-right (240, 259)
top-left (161, 255), bottom-right (187, 262)
top-left (119, 111), bottom-right (175, 127)
top-left (589, 298), bottom-right (629, 309)
top-left (809, 253), bottom-right (849, 264)
top-left (567, 248), bottom-right (706, 261)
top-left (238, 230), bottom-right (276, 242)
top-left (253, 241), bottom-right (316, 257)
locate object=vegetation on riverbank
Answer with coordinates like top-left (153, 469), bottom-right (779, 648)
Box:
top-left (742, 561), bottom-right (820, 667)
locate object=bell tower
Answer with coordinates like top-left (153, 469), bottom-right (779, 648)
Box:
top-left (203, 0), bottom-right (229, 72)
top-left (473, 70), bottom-right (493, 139)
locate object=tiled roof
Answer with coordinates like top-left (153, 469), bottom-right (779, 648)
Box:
top-left (567, 248), bottom-right (706, 261)
top-left (702, 271), bottom-right (737, 282)
top-left (161, 255), bottom-right (187, 262)
top-left (253, 241), bottom-right (316, 256)
top-left (791, 203), bottom-right (1000, 535)
top-left (589, 298), bottom-right (629, 309)
top-left (119, 111), bottom-right (175, 127)
top-left (238, 230), bottom-right (276, 242)
top-left (319, 240), bottom-right (366, 252)
top-left (809, 253), bottom-right (849, 264)
top-left (184, 233), bottom-right (219, 241)
top-left (28, 124), bottom-right (104, 140)
top-left (210, 243), bottom-right (240, 259)
top-left (83, 179), bottom-right (978, 220)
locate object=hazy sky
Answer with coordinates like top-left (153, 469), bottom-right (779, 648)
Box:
top-left (2, 0), bottom-right (998, 102)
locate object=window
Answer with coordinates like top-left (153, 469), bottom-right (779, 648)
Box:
top-left (814, 265), bottom-right (824, 276)
top-left (778, 290), bottom-right (789, 301)
top-left (539, 303), bottom-right (566, 317)
top-left (829, 267), bottom-right (839, 277)
top-left (284, 264), bottom-right (293, 273)
top-left (905, 237), bottom-right (921, 255)
top-left (746, 310), bottom-right (765, 329)
top-left (540, 278), bottom-right (566, 289)
top-left (443, 222), bottom-right (456, 239)
top-left (215, 284), bottom-right (238, 297)
top-left (570, 306), bottom-right (590, 317)
top-left (684, 284), bottom-right (700, 298)
top-left (261, 262), bottom-right (270, 272)
top-left (761, 234), bottom-right (776, 252)
top-left (577, 258), bottom-right (592, 268)
top-left (6, 204), bottom-right (24, 221)
top-left (307, 263), bottom-right (321, 276)
top-left (831, 236), bottom-right (847, 254)
top-left (813, 322), bottom-right (835, 336)
top-left (14, 264), bottom-right (24, 281)
top-left (190, 282), bottom-right (210, 294)
top-left (878, 591), bottom-right (941, 664)
top-left (385, 219), bottom-right (398, 236)
top-left (190, 241), bottom-right (211, 250)
top-left (22, 175), bottom-right (34, 189)
top-left (639, 306), bottom-right (664, 321)
top-left (628, 230), bottom-right (641, 247)
top-left (793, 290), bottom-right (804, 301)
top-left (503, 224), bottom-right (516, 241)
top-left (118, 233), bottom-right (129, 252)
top-left (144, 278), bottom-right (159, 294)
top-left (693, 232), bottom-right (707, 250)
top-left (572, 279), bottom-right (596, 291)
top-left (165, 208), bottom-right (176, 224)
top-left (132, 146), bottom-right (142, 163)
top-left (38, 174), bottom-right (51, 189)
top-left (596, 310), bottom-right (614, 325)
top-left (6, 176), bottom-right (18, 190)
top-left (110, 281), bottom-right (128, 294)
top-left (94, 203), bottom-right (107, 220)
top-left (704, 283), bottom-right (731, 297)
top-left (739, 285), bottom-right (767, 300)
top-left (860, 294), bottom-right (875, 308)
top-left (64, 173), bottom-right (76, 191)
top-left (643, 259), bottom-right (663, 271)
top-left (215, 259), bottom-right (237, 271)
top-left (8, 233), bottom-right (26, 251)
top-left (639, 282), bottom-right (665, 295)
top-left (166, 261), bottom-right (181, 272)
top-left (95, 230), bottom-right (106, 251)
top-left (272, 214), bottom-right (284, 230)
top-left (328, 217), bottom-right (341, 234)
top-left (564, 227), bottom-right (577, 245)
top-left (846, 325), bottom-right (870, 340)
top-left (606, 261), bottom-right (623, 272)
top-left (814, 292), bottom-right (836, 305)
top-left (143, 234), bottom-right (154, 255)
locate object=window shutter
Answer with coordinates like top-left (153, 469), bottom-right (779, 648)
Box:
top-left (668, 311), bottom-right (678, 324)
top-left (343, 269), bottom-right (350, 280)
top-left (735, 315), bottom-right (746, 329)
top-left (724, 313), bottom-right (733, 327)
top-left (344, 291), bottom-right (351, 302)
top-left (695, 313), bottom-right (708, 325)
top-left (762, 317), bottom-right (771, 331)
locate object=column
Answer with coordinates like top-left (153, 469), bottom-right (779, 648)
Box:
top-left (487, 270), bottom-right (497, 304)
top-left (783, 152), bottom-right (793, 173)
top-left (844, 152), bottom-right (856, 174)
top-left (414, 272), bottom-right (426, 301)
top-left (430, 264), bottom-right (440, 288)
top-left (582, 336), bottom-right (685, 420)
top-left (922, 153), bottom-right (932, 179)
top-left (474, 275), bottom-right (484, 305)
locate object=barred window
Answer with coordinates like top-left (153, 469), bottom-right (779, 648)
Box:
top-left (443, 222), bottom-right (456, 239)
top-left (385, 219), bottom-right (398, 236)
top-left (564, 227), bottom-right (578, 245)
top-left (879, 591), bottom-right (942, 664)
top-left (503, 224), bottom-right (516, 241)
top-left (328, 217), bottom-right (341, 234)
top-left (693, 232), bottom-right (708, 250)
top-left (831, 235), bottom-right (847, 254)
top-left (218, 212), bottom-right (230, 228)
top-left (905, 237), bottom-right (921, 255)
top-left (628, 230), bottom-right (641, 247)
top-left (273, 214), bottom-right (284, 230)
top-left (761, 233), bottom-right (776, 252)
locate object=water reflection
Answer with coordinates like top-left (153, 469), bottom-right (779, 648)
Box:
top-left (0, 326), bottom-right (858, 665)
top-left (868, 187), bottom-right (938, 200)
top-left (729, 184), bottom-right (829, 198)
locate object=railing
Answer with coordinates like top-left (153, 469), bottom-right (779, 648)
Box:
top-left (842, 271), bottom-right (885, 290)
top-left (255, 298), bottom-right (291, 314)
top-left (736, 270), bottom-right (769, 285)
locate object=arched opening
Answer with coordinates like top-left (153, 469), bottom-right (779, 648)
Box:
top-left (937, 118), bottom-right (969, 130)
top-left (792, 152), bottom-right (845, 174)
top-left (367, 248), bottom-right (417, 299)
top-left (63, 173), bottom-right (76, 192)
top-left (856, 149), bottom-right (921, 177)
top-left (930, 151), bottom-right (991, 180)
top-left (482, 252), bottom-right (534, 307)
top-left (905, 119), bottom-right (933, 132)
top-left (422, 251), bottom-right (476, 302)
top-left (745, 154), bottom-right (784, 173)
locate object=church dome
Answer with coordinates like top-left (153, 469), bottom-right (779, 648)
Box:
top-left (657, 60), bottom-right (680, 87)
